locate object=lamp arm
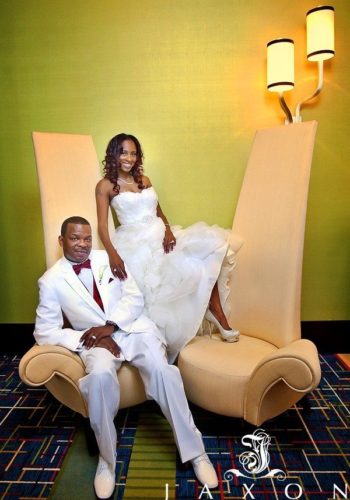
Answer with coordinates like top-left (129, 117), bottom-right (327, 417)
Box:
top-left (278, 92), bottom-right (293, 124)
top-left (295, 60), bottom-right (324, 122)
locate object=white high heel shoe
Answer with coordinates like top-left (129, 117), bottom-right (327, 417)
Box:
top-left (205, 309), bottom-right (240, 343)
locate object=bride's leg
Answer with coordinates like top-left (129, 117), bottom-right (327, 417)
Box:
top-left (208, 282), bottom-right (231, 330)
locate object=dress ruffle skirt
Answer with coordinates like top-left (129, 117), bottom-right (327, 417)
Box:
top-left (111, 188), bottom-right (236, 362)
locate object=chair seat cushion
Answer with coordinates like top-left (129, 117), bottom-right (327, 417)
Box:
top-left (178, 334), bottom-right (276, 417)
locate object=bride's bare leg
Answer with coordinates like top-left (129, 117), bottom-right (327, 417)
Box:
top-left (208, 282), bottom-right (231, 330)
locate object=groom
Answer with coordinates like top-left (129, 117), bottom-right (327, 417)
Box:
top-left (34, 216), bottom-right (218, 499)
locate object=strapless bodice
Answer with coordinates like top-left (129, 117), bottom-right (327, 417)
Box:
top-left (110, 187), bottom-right (158, 225)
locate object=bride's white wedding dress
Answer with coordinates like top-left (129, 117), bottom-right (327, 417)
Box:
top-left (111, 186), bottom-right (236, 362)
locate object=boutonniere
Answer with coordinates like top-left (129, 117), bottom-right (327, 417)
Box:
top-left (98, 265), bottom-right (109, 284)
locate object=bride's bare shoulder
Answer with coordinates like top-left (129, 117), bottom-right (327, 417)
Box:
top-left (96, 177), bottom-right (114, 196)
top-left (142, 175), bottom-right (152, 187)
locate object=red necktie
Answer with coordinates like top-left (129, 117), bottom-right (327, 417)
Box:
top-left (73, 259), bottom-right (104, 311)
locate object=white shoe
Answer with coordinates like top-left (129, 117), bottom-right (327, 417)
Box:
top-left (205, 309), bottom-right (240, 343)
top-left (94, 455), bottom-right (115, 499)
top-left (191, 453), bottom-right (218, 488)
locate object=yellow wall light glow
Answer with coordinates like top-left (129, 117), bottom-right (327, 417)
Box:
top-left (267, 38), bottom-right (295, 93)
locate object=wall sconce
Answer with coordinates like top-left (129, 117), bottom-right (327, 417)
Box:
top-left (267, 38), bottom-right (295, 123)
top-left (267, 5), bottom-right (335, 124)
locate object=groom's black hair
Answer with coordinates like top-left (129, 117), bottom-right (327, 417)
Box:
top-left (61, 216), bottom-right (90, 236)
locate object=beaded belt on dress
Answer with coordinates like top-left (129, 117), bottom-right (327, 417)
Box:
top-left (122, 215), bottom-right (158, 225)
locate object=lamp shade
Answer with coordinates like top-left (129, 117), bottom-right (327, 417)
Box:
top-left (307, 6), bottom-right (335, 61)
top-left (267, 38), bottom-right (294, 92)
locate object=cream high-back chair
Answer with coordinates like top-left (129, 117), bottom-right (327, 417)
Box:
top-left (20, 125), bottom-right (322, 424)
top-left (178, 122), bottom-right (321, 425)
top-left (32, 132), bottom-right (113, 267)
top-left (19, 132), bottom-right (147, 416)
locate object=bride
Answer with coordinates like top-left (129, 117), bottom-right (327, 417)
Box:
top-left (95, 133), bottom-right (239, 361)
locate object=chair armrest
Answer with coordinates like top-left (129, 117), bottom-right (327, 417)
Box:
top-left (245, 339), bottom-right (321, 425)
top-left (19, 344), bottom-right (147, 417)
top-left (19, 344), bottom-right (85, 386)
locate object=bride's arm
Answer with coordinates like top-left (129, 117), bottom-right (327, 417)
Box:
top-left (156, 202), bottom-right (177, 254)
top-left (143, 175), bottom-right (176, 253)
top-left (95, 179), bottom-right (128, 280)
top-left (156, 202), bottom-right (170, 227)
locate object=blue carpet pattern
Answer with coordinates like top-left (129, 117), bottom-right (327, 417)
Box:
top-left (0, 354), bottom-right (349, 499)
top-left (175, 354), bottom-right (350, 499)
top-left (0, 354), bottom-right (78, 499)
top-left (114, 408), bottom-right (139, 500)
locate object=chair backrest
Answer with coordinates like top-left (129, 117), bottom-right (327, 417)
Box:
top-left (229, 121), bottom-right (317, 348)
top-left (32, 132), bottom-right (114, 268)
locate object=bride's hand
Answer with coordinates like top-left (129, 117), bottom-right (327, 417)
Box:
top-left (163, 226), bottom-right (176, 254)
top-left (109, 252), bottom-right (128, 280)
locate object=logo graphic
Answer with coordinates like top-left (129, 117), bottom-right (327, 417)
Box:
top-left (224, 429), bottom-right (286, 481)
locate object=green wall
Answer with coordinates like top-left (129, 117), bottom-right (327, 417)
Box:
top-left (0, 0), bottom-right (349, 323)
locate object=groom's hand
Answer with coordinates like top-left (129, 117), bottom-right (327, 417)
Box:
top-left (81, 324), bottom-right (115, 349)
top-left (95, 337), bottom-right (121, 358)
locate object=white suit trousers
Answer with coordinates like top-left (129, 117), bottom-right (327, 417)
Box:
top-left (78, 331), bottom-right (205, 468)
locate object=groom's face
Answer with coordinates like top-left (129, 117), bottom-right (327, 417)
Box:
top-left (59, 223), bottom-right (92, 263)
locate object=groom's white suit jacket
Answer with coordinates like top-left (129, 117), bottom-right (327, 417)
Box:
top-left (34, 249), bottom-right (164, 351)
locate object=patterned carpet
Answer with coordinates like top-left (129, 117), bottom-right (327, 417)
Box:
top-left (0, 354), bottom-right (78, 499)
top-left (175, 354), bottom-right (350, 499)
top-left (0, 354), bottom-right (349, 499)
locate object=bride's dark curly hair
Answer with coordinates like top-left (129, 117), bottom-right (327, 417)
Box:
top-left (103, 133), bottom-right (145, 194)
